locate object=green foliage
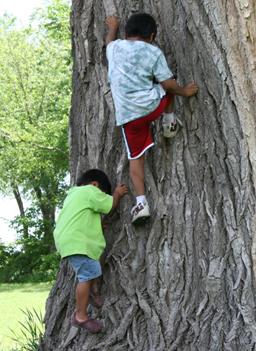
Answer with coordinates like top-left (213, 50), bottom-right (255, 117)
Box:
top-left (0, 0), bottom-right (71, 283)
top-left (0, 240), bottom-right (60, 283)
top-left (0, 1), bottom-right (71, 192)
top-left (32, 0), bottom-right (71, 43)
top-left (9, 308), bottom-right (44, 351)
top-left (0, 12), bottom-right (71, 194)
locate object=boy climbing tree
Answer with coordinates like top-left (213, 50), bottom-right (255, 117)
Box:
top-left (106, 13), bottom-right (198, 225)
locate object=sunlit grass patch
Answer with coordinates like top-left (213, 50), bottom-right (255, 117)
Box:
top-left (0, 282), bottom-right (52, 351)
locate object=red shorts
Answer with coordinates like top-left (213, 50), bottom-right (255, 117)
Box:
top-left (122, 92), bottom-right (173, 159)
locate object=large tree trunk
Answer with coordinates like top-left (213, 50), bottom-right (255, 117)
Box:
top-left (38, 0), bottom-right (256, 350)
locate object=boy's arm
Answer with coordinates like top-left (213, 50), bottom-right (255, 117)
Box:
top-left (106, 14), bottom-right (121, 46)
top-left (161, 78), bottom-right (198, 97)
top-left (111, 183), bottom-right (129, 211)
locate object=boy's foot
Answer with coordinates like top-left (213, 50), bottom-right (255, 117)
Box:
top-left (163, 122), bottom-right (179, 138)
top-left (89, 288), bottom-right (104, 308)
top-left (71, 314), bottom-right (102, 332)
top-left (131, 201), bottom-right (150, 225)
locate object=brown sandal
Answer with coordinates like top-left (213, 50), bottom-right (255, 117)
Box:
top-left (71, 314), bottom-right (102, 332)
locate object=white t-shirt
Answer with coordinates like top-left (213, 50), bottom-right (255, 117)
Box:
top-left (106, 39), bottom-right (173, 126)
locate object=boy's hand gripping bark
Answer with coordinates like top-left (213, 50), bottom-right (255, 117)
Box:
top-left (106, 15), bottom-right (121, 46)
top-left (161, 79), bottom-right (198, 98)
top-left (111, 183), bottom-right (129, 210)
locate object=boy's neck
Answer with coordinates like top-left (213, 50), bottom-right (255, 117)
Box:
top-left (125, 36), bottom-right (153, 44)
top-left (127, 37), bottom-right (151, 43)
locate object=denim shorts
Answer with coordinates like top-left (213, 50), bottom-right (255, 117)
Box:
top-left (66, 254), bottom-right (102, 282)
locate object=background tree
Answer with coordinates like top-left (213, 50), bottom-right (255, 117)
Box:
top-left (40, 0), bottom-right (256, 350)
top-left (0, 0), bottom-right (71, 282)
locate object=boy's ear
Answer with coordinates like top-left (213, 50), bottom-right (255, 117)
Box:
top-left (124, 32), bottom-right (127, 39)
top-left (90, 181), bottom-right (99, 188)
top-left (150, 33), bottom-right (154, 43)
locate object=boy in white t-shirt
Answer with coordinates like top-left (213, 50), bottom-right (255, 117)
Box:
top-left (106, 13), bottom-right (198, 225)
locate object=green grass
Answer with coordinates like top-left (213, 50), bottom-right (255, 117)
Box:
top-left (0, 282), bottom-right (53, 351)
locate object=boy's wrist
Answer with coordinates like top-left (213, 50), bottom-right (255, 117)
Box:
top-left (106, 29), bottom-right (118, 45)
top-left (108, 26), bottom-right (118, 32)
top-left (113, 188), bottom-right (122, 198)
top-left (111, 189), bottom-right (121, 211)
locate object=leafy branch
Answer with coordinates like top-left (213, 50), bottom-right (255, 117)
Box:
top-left (1, 132), bottom-right (69, 158)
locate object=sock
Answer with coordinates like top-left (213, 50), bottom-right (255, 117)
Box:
top-left (136, 195), bottom-right (146, 205)
top-left (163, 112), bottom-right (176, 124)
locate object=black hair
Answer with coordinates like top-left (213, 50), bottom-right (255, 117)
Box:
top-left (125, 13), bottom-right (157, 40)
top-left (76, 169), bottom-right (111, 195)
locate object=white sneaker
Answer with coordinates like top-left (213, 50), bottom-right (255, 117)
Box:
top-left (131, 201), bottom-right (150, 225)
top-left (163, 122), bottom-right (179, 138)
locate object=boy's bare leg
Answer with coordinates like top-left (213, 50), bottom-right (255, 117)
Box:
top-left (91, 278), bottom-right (98, 291)
top-left (91, 254), bottom-right (103, 292)
top-left (130, 154), bottom-right (150, 224)
top-left (75, 281), bottom-right (91, 321)
top-left (90, 276), bottom-right (104, 307)
top-left (164, 96), bottom-right (174, 114)
top-left (89, 277), bottom-right (104, 307)
top-left (130, 154), bottom-right (145, 197)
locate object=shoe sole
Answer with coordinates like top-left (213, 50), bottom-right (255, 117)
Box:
top-left (163, 129), bottom-right (179, 138)
top-left (132, 215), bottom-right (150, 226)
top-left (163, 124), bottom-right (179, 138)
top-left (71, 320), bottom-right (102, 333)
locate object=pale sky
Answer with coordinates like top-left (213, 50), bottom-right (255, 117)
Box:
top-left (0, 197), bottom-right (20, 244)
top-left (0, 0), bottom-right (47, 25)
top-left (0, 0), bottom-right (46, 244)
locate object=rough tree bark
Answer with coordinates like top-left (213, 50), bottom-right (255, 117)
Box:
top-left (38, 0), bottom-right (256, 350)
